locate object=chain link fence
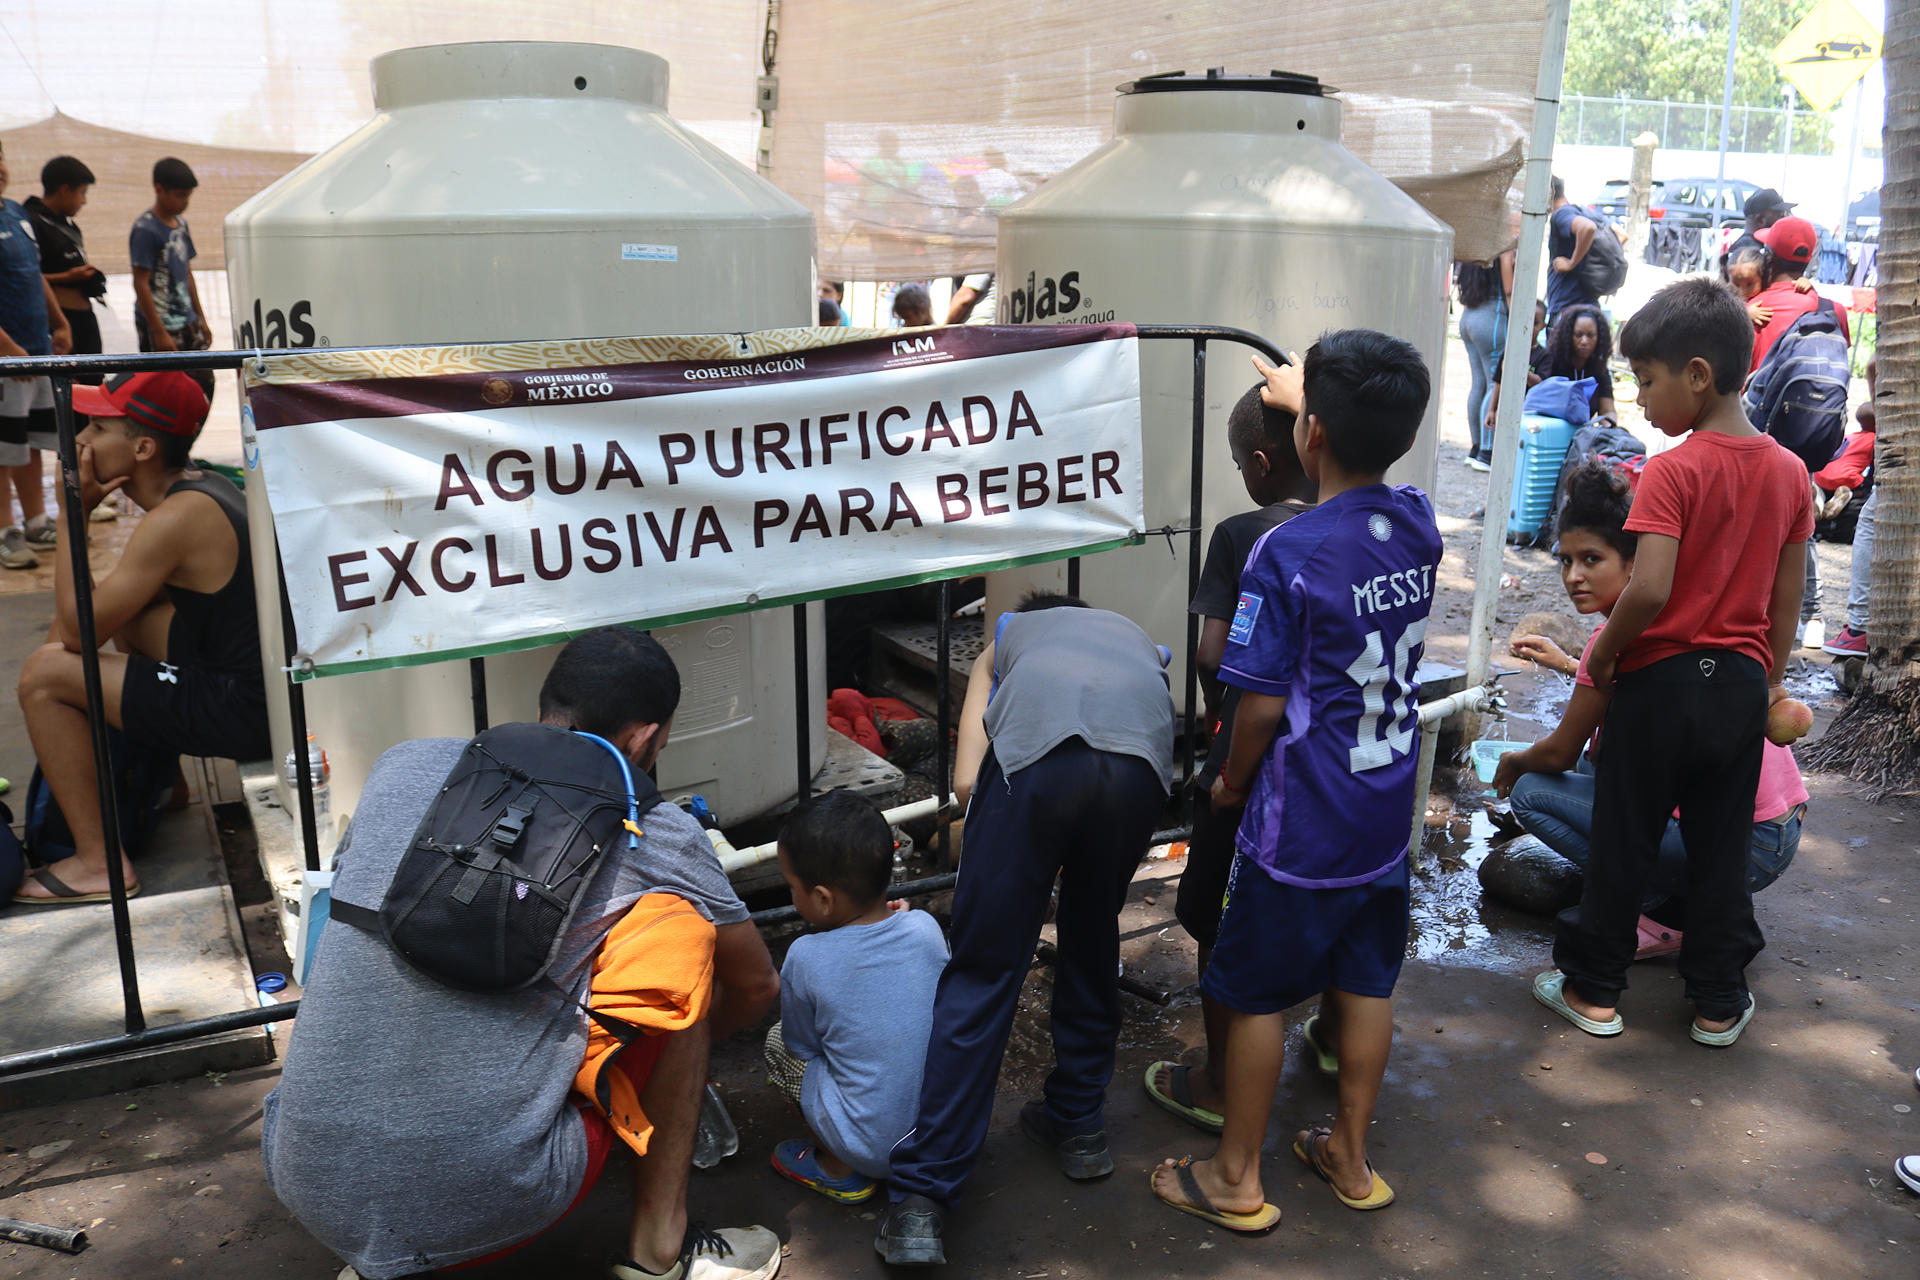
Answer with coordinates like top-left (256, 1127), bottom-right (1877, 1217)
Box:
top-left (1558, 94), bottom-right (1838, 155)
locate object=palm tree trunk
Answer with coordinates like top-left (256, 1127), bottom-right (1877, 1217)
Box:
top-left (1803, 0), bottom-right (1920, 797)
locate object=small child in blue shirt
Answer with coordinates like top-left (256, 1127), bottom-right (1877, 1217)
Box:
top-left (1152, 328), bottom-right (1442, 1232)
top-left (764, 791), bottom-right (948, 1203)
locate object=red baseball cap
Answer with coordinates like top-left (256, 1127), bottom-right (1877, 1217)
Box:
top-left (1756, 215), bottom-right (1819, 265)
top-left (72, 372), bottom-right (209, 438)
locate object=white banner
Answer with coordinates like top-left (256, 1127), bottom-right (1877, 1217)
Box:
top-left (244, 325), bottom-right (1143, 678)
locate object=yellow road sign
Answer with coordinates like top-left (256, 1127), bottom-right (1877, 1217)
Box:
top-left (1772, 0), bottom-right (1882, 112)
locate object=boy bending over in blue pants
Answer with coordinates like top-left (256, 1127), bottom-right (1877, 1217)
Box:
top-left (1152, 329), bottom-right (1441, 1231)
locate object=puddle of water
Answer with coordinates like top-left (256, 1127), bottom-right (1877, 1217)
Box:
top-left (1410, 788), bottom-right (1554, 972)
top-left (1783, 659), bottom-right (1841, 707)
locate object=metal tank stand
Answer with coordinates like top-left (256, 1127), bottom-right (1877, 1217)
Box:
top-left (0, 323), bottom-right (1286, 1076)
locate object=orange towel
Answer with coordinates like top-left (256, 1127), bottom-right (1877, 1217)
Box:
top-left (571, 893), bottom-right (716, 1156)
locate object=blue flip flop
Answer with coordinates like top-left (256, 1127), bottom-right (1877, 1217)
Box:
top-left (771, 1138), bottom-right (877, 1204)
top-left (1533, 971), bottom-right (1623, 1037)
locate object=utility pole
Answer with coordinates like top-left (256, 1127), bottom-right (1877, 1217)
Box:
top-left (1782, 84), bottom-right (1797, 188)
top-left (1715, 0), bottom-right (1746, 215)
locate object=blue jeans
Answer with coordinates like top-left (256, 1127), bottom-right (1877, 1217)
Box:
top-left (1459, 299), bottom-right (1505, 454)
top-left (1508, 758), bottom-right (1800, 909)
top-left (1847, 486), bottom-right (1877, 631)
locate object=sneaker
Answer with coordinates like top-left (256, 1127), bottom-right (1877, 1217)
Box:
top-left (1018, 1098), bottom-right (1114, 1180)
top-left (875, 1194), bottom-right (947, 1267)
top-left (1466, 454), bottom-right (1492, 473)
top-left (89, 499), bottom-right (120, 522)
top-left (1895, 1156), bottom-right (1920, 1195)
top-left (22, 515), bottom-right (56, 548)
top-left (1823, 625), bottom-right (1869, 657)
top-left (0, 527), bottom-right (40, 570)
top-left (1801, 617), bottom-right (1825, 650)
top-left (613, 1224), bottom-right (782, 1280)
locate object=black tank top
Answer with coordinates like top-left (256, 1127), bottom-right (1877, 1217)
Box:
top-left (162, 471), bottom-right (263, 685)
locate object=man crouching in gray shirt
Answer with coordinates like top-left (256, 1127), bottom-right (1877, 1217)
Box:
top-left (261, 627), bottom-right (783, 1280)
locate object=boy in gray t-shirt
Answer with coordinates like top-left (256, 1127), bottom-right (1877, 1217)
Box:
top-left (766, 792), bottom-right (948, 1199)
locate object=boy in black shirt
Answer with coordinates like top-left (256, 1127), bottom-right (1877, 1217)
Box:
top-left (1143, 378), bottom-right (1315, 1131)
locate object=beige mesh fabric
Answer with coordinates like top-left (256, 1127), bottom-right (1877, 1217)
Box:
top-left (2, 1), bottom-right (1540, 279)
top-left (0, 113), bottom-right (307, 274)
top-left (0, 4), bottom-right (765, 272)
top-left (769, 0), bottom-right (1542, 276)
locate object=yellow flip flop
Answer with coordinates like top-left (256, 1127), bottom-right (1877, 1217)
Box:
top-left (1150, 1157), bottom-right (1281, 1233)
top-left (1292, 1128), bottom-right (1394, 1210)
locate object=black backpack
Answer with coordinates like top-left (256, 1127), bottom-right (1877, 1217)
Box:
top-left (23, 730), bottom-right (178, 867)
top-left (1527, 423), bottom-right (1647, 549)
top-left (331, 722), bottom-right (663, 992)
top-left (1744, 300), bottom-right (1851, 475)
top-left (1575, 209), bottom-right (1630, 298)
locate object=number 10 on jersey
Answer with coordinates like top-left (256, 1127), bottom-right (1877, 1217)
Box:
top-left (1344, 620), bottom-right (1425, 774)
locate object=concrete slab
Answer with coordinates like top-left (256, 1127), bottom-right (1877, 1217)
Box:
top-left (0, 768), bottom-right (271, 1110)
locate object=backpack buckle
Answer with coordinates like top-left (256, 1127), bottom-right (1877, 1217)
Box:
top-left (492, 798), bottom-right (536, 850)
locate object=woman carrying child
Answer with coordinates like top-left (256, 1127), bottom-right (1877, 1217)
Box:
top-left (1494, 461), bottom-right (1807, 958)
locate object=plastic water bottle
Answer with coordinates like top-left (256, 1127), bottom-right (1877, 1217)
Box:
top-left (256, 972), bottom-right (288, 1040)
top-left (691, 1081), bottom-right (740, 1169)
top-left (283, 733), bottom-right (331, 829)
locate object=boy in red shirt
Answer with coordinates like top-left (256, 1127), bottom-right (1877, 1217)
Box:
top-left (1535, 277), bottom-right (1812, 1049)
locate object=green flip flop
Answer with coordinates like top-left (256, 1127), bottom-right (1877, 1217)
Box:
top-left (1143, 1061), bottom-right (1224, 1134)
top-left (1300, 1013), bottom-right (1341, 1076)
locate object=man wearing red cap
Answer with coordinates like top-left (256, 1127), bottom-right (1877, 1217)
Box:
top-left (1749, 216), bottom-right (1848, 372)
top-left (14, 371), bottom-right (271, 904)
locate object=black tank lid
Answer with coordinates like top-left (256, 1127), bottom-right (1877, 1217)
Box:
top-left (1119, 68), bottom-right (1331, 96)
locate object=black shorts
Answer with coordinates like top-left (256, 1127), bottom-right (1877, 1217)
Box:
top-left (62, 307), bottom-right (104, 382)
top-left (1175, 782), bottom-right (1242, 949)
top-left (121, 656), bottom-right (272, 761)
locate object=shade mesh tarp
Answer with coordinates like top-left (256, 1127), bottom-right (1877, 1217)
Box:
top-left (770, 0), bottom-right (1539, 276)
top-left (1, 0), bottom-right (1538, 278)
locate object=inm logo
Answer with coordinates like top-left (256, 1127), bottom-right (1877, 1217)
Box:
top-left (1001, 270), bottom-right (1083, 324)
top-left (236, 298), bottom-right (318, 349)
top-left (892, 335), bottom-right (937, 356)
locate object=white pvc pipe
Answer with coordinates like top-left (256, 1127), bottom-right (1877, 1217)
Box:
top-left (718, 792), bottom-right (954, 874)
top-left (1417, 683), bottom-right (1491, 727)
top-left (1408, 683), bottom-right (1492, 868)
top-left (1466, 0), bottom-right (1575, 687)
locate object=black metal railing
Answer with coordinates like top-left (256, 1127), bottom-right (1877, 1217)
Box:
top-left (0, 323), bottom-right (1283, 1078)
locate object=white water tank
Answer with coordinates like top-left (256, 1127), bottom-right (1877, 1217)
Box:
top-left (987, 69), bottom-right (1452, 649)
top-left (225, 41), bottom-right (825, 836)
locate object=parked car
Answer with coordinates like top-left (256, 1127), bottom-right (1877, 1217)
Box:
top-left (1591, 176), bottom-right (1760, 230)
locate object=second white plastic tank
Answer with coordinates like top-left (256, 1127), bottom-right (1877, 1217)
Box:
top-left (225, 41), bottom-right (824, 836)
top-left (988, 69), bottom-right (1452, 651)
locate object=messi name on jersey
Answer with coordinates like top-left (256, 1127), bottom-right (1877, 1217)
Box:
top-left (1352, 565), bottom-right (1434, 618)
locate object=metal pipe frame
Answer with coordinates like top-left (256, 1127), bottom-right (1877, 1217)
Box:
top-left (0, 323), bottom-right (1285, 1075)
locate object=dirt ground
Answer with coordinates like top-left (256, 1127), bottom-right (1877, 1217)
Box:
top-left (3, 323), bottom-right (1916, 1279)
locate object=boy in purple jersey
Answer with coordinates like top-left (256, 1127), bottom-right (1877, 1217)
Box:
top-left (1151, 329), bottom-right (1441, 1233)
